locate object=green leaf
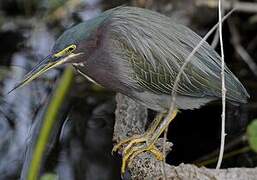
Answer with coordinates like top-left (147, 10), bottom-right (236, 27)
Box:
top-left (27, 67), bottom-right (74, 180)
top-left (40, 173), bottom-right (57, 180)
top-left (247, 119), bottom-right (257, 153)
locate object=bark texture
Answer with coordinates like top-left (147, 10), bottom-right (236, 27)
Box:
top-left (113, 93), bottom-right (257, 180)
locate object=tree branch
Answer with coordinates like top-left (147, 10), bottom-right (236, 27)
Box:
top-left (113, 93), bottom-right (257, 180)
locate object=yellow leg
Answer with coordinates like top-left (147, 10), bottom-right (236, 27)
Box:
top-left (112, 113), bottom-right (164, 154)
top-left (112, 109), bottom-right (178, 174)
top-left (148, 109), bottom-right (178, 143)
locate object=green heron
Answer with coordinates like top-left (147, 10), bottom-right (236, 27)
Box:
top-left (10, 6), bottom-right (249, 173)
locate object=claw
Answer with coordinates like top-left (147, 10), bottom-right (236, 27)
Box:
top-left (112, 110), bottom-right (178, 175)
top-left (113, 133), bottom-right (164, 175)
top-left (121, 143), bottom-right (164, 174)
top-left (112, 134), bottom-right (142, 154)
top-left (123, 136), bottom-right (147, 155)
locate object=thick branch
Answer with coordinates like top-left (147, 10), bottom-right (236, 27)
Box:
top-left (113, 93), bottom-right (257, 180)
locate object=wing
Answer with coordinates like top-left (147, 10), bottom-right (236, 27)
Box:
top-left (108, 7), bottom-right (249, 103)
top-left (113, 41), bottom-right (204, 97)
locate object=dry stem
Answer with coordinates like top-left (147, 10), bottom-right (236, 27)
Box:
top-left (216, 0), bottom-right (227, 169)
top-left (229, 20), bottom-right (257, 78)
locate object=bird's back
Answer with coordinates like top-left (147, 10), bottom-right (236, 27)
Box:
top-left (103, 6), bottom-right (249, 109)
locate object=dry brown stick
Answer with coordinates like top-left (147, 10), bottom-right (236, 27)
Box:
top-left (113, 93), bottom-right (257, 180)
top-left (211, 29), bottom-right (220, 48)
top-left (196, 0), bottom-right (257, 13)
top-left (228, 20), bottom-right (257, 78)
top-left (194, 134), bottom-right (247, 164)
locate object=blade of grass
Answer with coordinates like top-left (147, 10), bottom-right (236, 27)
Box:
top-left (27, 67), bottom-right (74, 180)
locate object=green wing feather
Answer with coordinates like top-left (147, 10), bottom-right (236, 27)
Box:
top-left (108, 7), bottom-right (249, 103)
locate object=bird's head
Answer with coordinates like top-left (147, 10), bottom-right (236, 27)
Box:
top-left (9, 15), bottom-right (108, 93)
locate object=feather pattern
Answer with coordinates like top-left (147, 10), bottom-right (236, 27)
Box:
top-left (104, 6), bottom-right (249, 104)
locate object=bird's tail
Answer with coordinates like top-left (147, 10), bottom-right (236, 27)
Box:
top-left (225, 71), bottom-right (249, 104)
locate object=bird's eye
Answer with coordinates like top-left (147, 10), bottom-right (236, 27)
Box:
top-left (54, 44), bottom-right (76, 58)
top-left (66, 44), bottom-right (76, 53)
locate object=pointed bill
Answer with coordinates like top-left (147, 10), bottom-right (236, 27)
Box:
top-left (8, 55), bottom-right (65, 94)
top-left (7, 52), bottom-right (83, 94)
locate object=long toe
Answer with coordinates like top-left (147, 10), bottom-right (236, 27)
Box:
top-left (113, 133), bottom-right (164, 175)
top-left (121, 143), bottom-right (164, 174)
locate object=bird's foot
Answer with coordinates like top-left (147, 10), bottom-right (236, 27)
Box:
top-left (112, 134), bottom-right (164, 174)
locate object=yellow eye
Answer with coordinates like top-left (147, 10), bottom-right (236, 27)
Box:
top-left (65, 44), bottom-right (76, 53)
top-left (54, 44), bottom-right (76, 58)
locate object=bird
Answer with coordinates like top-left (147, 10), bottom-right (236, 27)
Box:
top-left (10, 6), bottom-right (249, 174)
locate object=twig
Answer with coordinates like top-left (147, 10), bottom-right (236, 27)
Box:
top-left (216, 0), bottom-right (227, 169)
top-left (228, 20), bottom-right (257, 78)
top-left (165, 7), bottom-right (234, 157)
top-left (194, 134), bottom-right (247, 164)
top-left (198, 146), bottom-right (251, 167)
top-left (162, 128), bottom-right (168, 180)
top-left (169, 9), bottom-right (234, 118)
top-left (159, 5), bottom-right (234, 177)
top-left (196, 0), bottom-right (257, 13)
top-left (211, 29), bottom-right (220, 48)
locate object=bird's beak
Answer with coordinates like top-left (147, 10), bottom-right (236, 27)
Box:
top-left (8, 54), bottom-right (67, 94)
